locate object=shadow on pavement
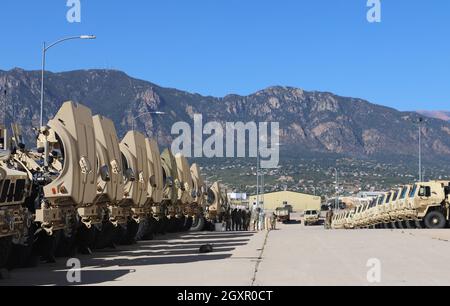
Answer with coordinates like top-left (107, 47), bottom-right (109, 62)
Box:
top-left (0, 231), bottom-right (256, 286)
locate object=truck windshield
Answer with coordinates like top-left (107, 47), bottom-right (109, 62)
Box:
top-left (409, 185), bottom-right (417, 198)
top-left (400, 187), bottom-right (408, 199)
top-left (385, 193), bottom-right (392, 203)
top-left (392, 191), bottom-right (399, 201)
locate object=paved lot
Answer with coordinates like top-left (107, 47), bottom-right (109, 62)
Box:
top-left (2, 220), bottom-right (450, 286)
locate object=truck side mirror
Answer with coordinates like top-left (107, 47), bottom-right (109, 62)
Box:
top-left (100, 165), bottom-right (111, 182)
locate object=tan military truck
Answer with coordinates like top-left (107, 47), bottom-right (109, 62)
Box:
top-left (189, 163), bottom-right (207, 231)
top-left (0, 160), bottom-right (30, 269)
top-left (175, 154), bottom-right (195, 231)
top-left (114, 131), bottom-right (149, 245)
top-left (206, 181), bottom-right (223, 224)
top-left (159, 149), bottom-right (181, 233)
top-left (91, 115), bottom-right (125, 249)
top-left (408, 181), bottom-right (450, 229)
top-left (304, 210), bottom-right (320, 226)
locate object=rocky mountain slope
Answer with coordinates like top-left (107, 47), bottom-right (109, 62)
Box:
top-left (1, 68), bottom-right (450, 164)
top-left (417, 110), bottom-right (450, 122)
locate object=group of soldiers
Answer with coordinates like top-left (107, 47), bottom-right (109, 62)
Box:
top-left (224, 208), bottom-right (251, 231)
top-left (223, 207), bottom-right (277, 232)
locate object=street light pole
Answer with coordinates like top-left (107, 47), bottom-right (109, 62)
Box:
top-left (39, 35), bottom-right (96, 168)
top-left (418, 117), bottom-right (423, 182)
top-left (40, 35), bottom-right (96, 128)
top-left (332, 168), bottom-right (339, 211)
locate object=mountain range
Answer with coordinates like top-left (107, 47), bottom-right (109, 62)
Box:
top-left (1, 68), bottom-right (450, 166)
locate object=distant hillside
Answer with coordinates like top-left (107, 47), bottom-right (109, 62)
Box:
top-left (1, 68), bottom-right (450, 165)
top-left (417, 110), bottom-right (450, 122)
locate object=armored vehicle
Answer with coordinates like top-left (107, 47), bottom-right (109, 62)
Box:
top-left (189, 163), bottom-right (207, 231)
top-left (408, 181), bottom-right (450, 229)
top-left (304, 210), bottom-right (320, 226)
top-left (159, 149), bottom-right (181, 233)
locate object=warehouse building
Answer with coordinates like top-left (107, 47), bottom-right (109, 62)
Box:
top-left (248, 191), bottom-right (321, 212)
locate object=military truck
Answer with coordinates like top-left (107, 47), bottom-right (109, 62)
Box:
top-left (189, 163), bottom-right (207, 232)
top-left (407, 181), bottom-right (450, 229)
top-left (275, 206), bottom-right (290, 223)
top-left (0, 151), bottom-right (30, 269)
top-left (159, 149), bottom-right (181, 233)
top-left (90, 115), bottom-right (125, 249)
top-left (304, 210), bottom-right (320, 226)
top-left (205, 181), bottom-right (224, 225)
top-left (175, 154), bottom-right (195, 231)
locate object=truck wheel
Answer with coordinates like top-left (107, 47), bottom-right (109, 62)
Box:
top-left (415, 220), bottom-right (425, 229)
top-left (0, 236), bottom-right (13, 269)
top-left (405, 220), bottom-right (416, 229)
top-left (55, 228), bottom-right (78, 258)
top-left (135, 217), bottom-right (153, 241)
top-left (183, 216), bottom-right (193, 232)
top-left (424, 211), bottom-right (447, 229)
top-left (94, 221), bottom-right (117, 250)
top-left (120, 218), bottom-right (139, 245)
top-left (190, 215), bottom-right (205, 232)
top-left (76, 222), bottom-right (96, 255)
top-left (33, 228), bottom-right (58, 263)
top-left (176, 215), bottom-right (186, 232)
top-left (7, 224), bottom-right (38, 269)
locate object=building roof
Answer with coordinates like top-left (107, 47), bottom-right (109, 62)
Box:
top-left (249, 190), bottom-right (318, 198)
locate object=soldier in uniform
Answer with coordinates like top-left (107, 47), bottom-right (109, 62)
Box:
top-left (325, 208), bottom-right (334, 229)
top-left (224, 209), bottom-right (232, 231)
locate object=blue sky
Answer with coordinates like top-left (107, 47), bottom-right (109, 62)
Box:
top-left (1, 0), bottom-right (449, 111)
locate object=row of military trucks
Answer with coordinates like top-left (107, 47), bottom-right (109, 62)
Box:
top-left (0, 101), bottom-right (229, 270)
top-left (331, 181), bottom-right (450, 230)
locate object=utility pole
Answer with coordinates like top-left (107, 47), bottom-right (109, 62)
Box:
top-left (418, 117), bottom-right (423, 182)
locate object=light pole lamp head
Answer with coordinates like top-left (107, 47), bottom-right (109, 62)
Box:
top-left (80, 35), bottom-right (96, 40)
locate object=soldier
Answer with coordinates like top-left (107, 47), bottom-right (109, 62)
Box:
top-left (271, 212), bottom-right (277, 230)
top-left (224, 209), bottom-right (232, 231)
top-left (252, 208), bottom-right (260, 231)
top-left (236, 209), bottom-right (243, 231)
top-left (325, 208), bottom-right (334, 229)
top-left (242, 210), bottom-right (249, 231)
top-left (231, 208), bottom-right (237, 231)
top-left (259, 209), bottom-right (266, 231)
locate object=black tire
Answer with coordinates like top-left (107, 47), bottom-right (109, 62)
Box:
top-left (55, 228), bottom-right (78, 258)
top-left (120, 218), bottom-right (139, 245)
top-left (0, 236), bottom-right (13, 269)
top-left (167, 217), bottom-right (177, 233)
top-left (183, 216), bottom-right (193, 232)
top-left (94, 221), bottom-right (117, 250)
top-left (424, 211), bottom-right (447, 229)
top-left (7, 224), bottom-right (37, 269)
top-left (156, 217), bottom-right (168, 235)
top-left (176, 215), bottom-right (186, 232)
top-left (405, 220), bottom-right (416, 229)
top-left (415, 220), bottom-right (425, 229)
top-left (33, 228), bottom-right (58, 263)
top-left (190, 215), bottom-right (205, 232)
top-left (135, 217), bottom-right (153, 241)
top-left (76, 222), bottom-right (96, 255)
